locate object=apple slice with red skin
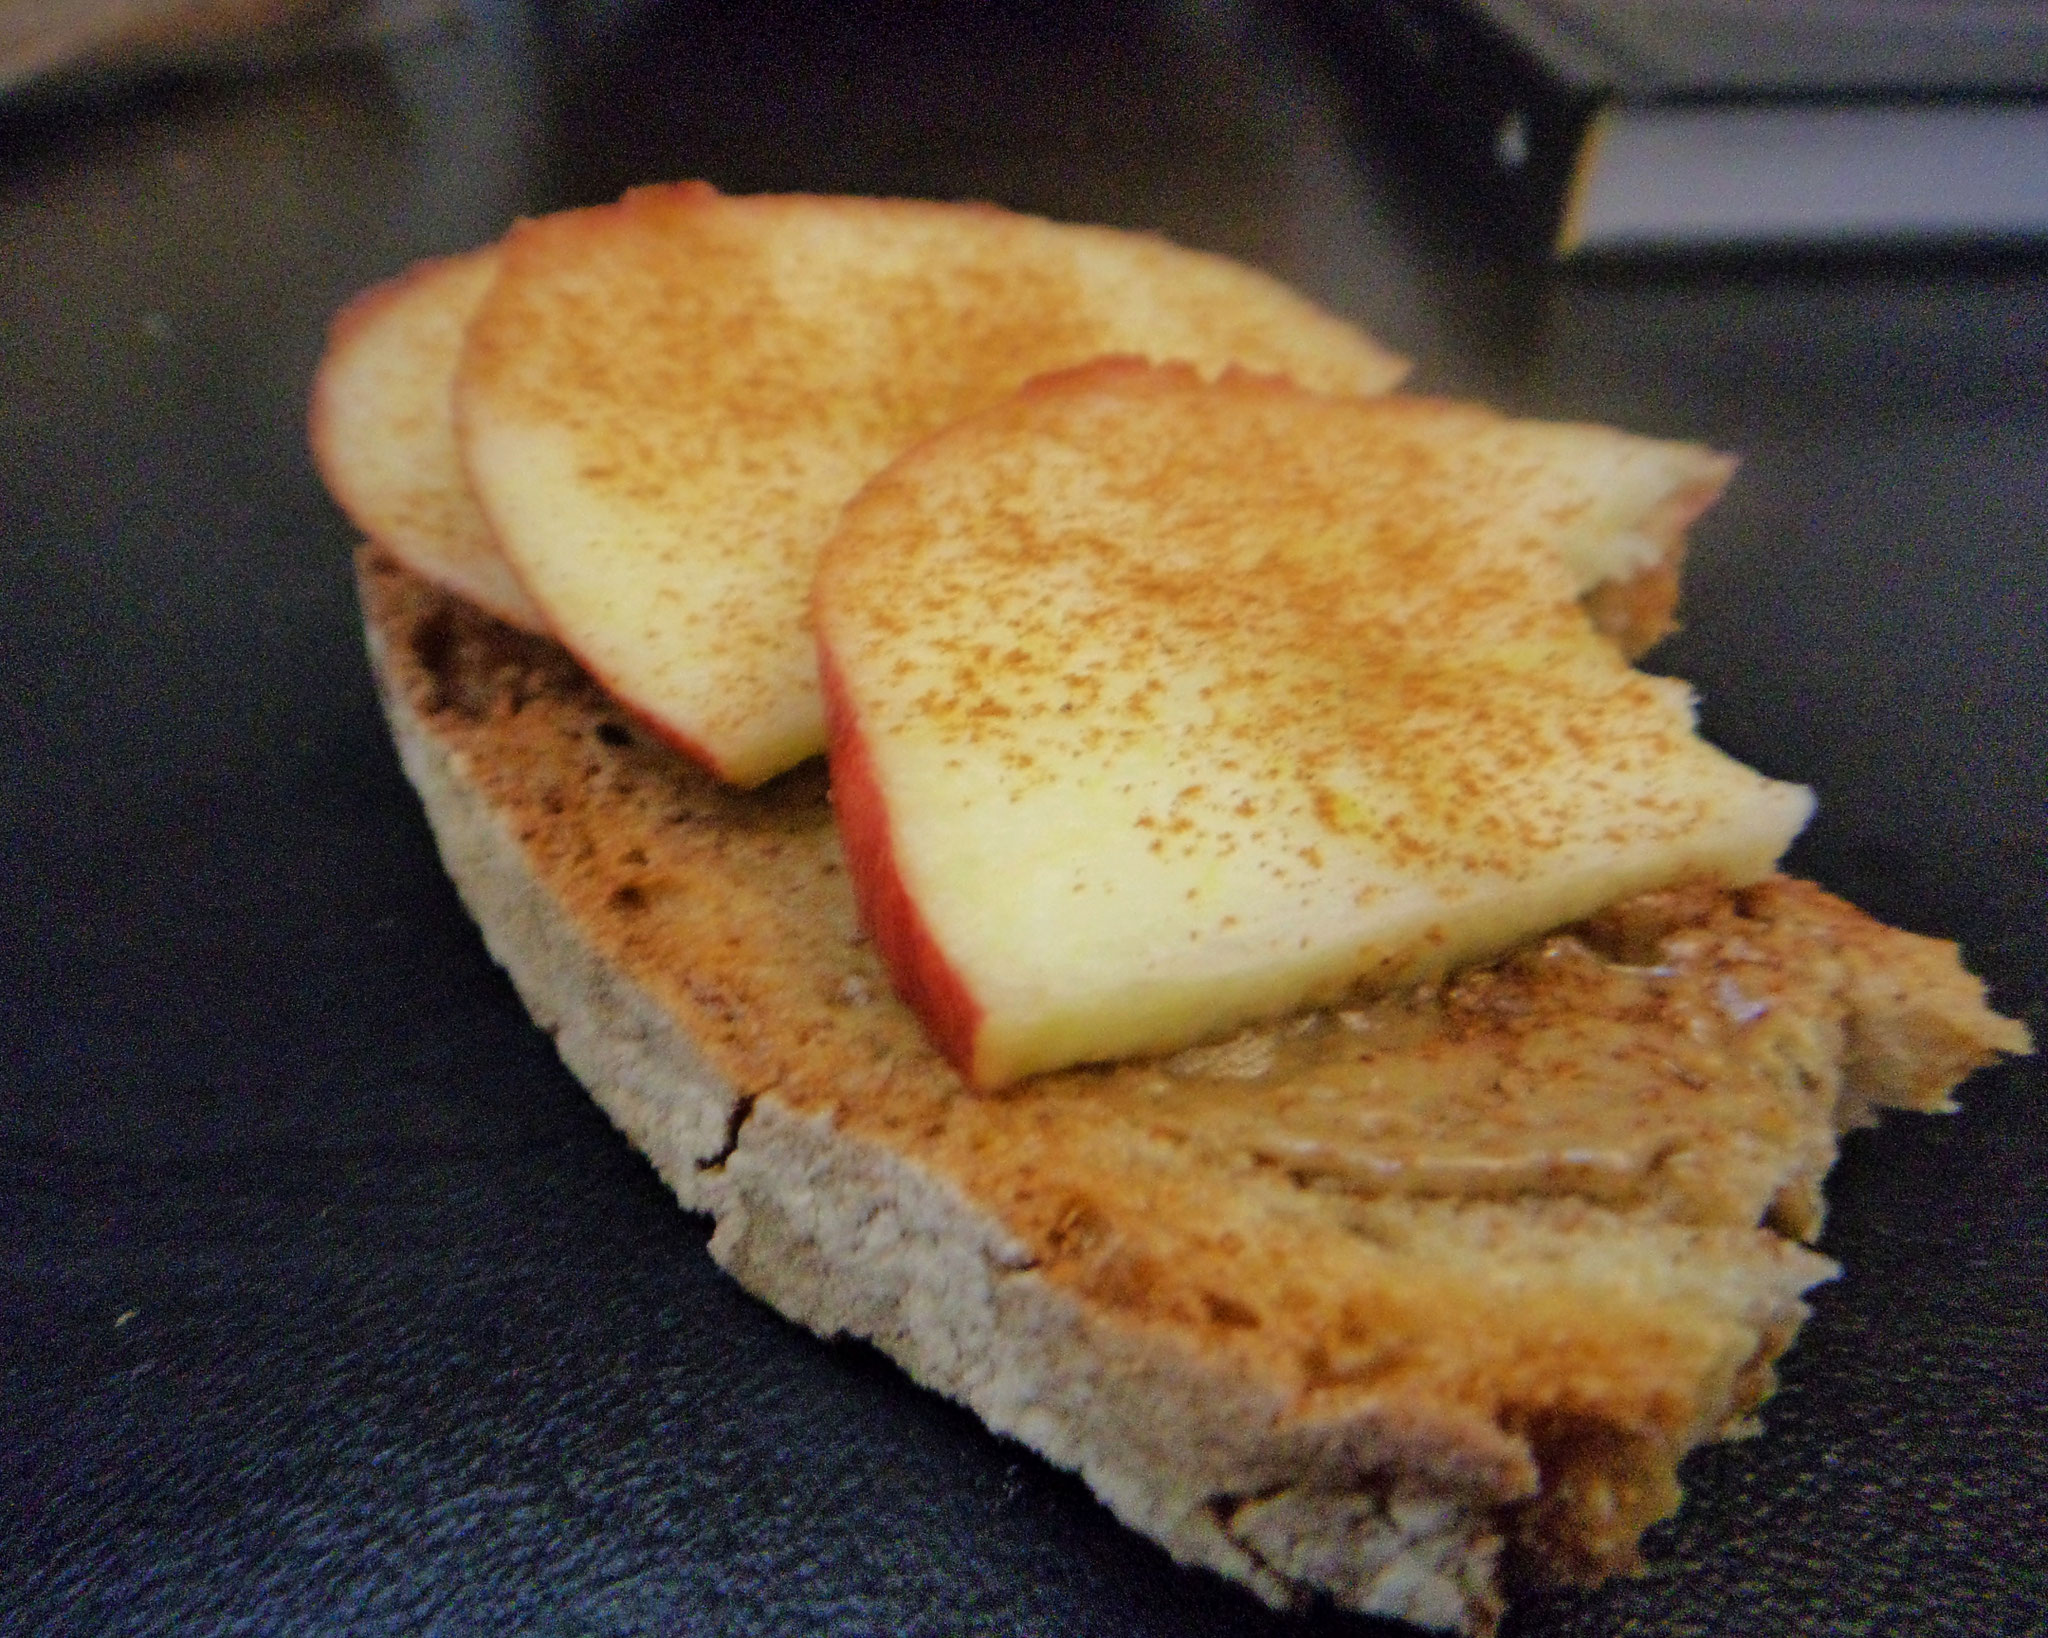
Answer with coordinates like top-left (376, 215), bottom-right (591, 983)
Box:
top-left (823, 653), bottom-right (988, 1077)
top-left (453, 183), bottom-right (1411, 788)
top-left (309, 246), bottom-right (547, 633)
top-left (815, 362), bottom-right (1811, 1090)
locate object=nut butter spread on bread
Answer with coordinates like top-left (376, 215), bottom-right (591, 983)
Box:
top-left (359, 552), bottom-right (2028, 1636)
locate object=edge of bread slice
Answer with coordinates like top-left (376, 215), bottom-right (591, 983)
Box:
top-left (358, 551), bottom-right (2027, 1634)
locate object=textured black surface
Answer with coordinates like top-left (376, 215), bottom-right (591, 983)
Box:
top-left (3, 3), bottom-right (2043, 1634)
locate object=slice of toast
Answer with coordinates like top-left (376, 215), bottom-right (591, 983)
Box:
top-left (309, 245), bottom-right (548, 633)
top-left (358, 549), bottom-right (2027, 1635)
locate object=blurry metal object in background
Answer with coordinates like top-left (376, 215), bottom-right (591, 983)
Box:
top-left (0, 0), bottom-right (458, 98)
top-left (1296, 0), bottom-right (2048, 260)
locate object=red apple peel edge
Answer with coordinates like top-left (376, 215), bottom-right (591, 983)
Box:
top-left (502, 597), bottom-right (750, 784)
top-left (818, 639), bottom-right (987, 1084)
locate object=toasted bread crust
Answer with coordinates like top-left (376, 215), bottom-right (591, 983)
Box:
top-left (360, 552), bottom-right (2026, 1632)
top-left (1583, 552), bottom-right (1683, 656)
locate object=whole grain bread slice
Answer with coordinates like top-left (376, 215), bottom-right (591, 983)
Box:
top-left (359, 550), bottom-right (2027, 1634)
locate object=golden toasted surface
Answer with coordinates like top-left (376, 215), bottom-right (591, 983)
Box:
top-left (363, 552), bottom-right (2027, 1582)
top-left (309, 247), bottom-right (545, 631)
top-left (452, 185), bottom-right (1410, 786)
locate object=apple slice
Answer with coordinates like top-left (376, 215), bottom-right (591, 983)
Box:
top-left (814, 363), bottom-right (1813, 1090)
top-left (1467, 419), bottom-right (1735, 657)
top-left (309, 246), bottom-right (546, 632)
top-left (453, 183), bottom-right (1412, 787)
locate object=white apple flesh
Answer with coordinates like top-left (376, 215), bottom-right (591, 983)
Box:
top-left (815, 362), bottom-right (1813, 1089)
top-left (453, 184), bottom-right (1411, 787)
top-left (308, 246), bottom-right (547, 632)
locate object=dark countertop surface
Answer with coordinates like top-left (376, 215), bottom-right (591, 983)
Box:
top-left (4, 3), bottom-right (2043, 1634)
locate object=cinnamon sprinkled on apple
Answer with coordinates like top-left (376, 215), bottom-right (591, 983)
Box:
top-left (456, 187), bottom-right (1409, 787)
top-left (815, 363), bottom-right (1809, 1088)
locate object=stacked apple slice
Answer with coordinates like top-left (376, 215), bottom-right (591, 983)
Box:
top-left (814, 362), bottom-right (1812, 1089)
top-left (311, 187), bottom-right (1409, 778)
top-left (310, 185), bottom-right (1802, 1092)
top-left (308, 246), bottom-right (546, 633)
top-left (453, 184), bottom-right (1412, 786)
